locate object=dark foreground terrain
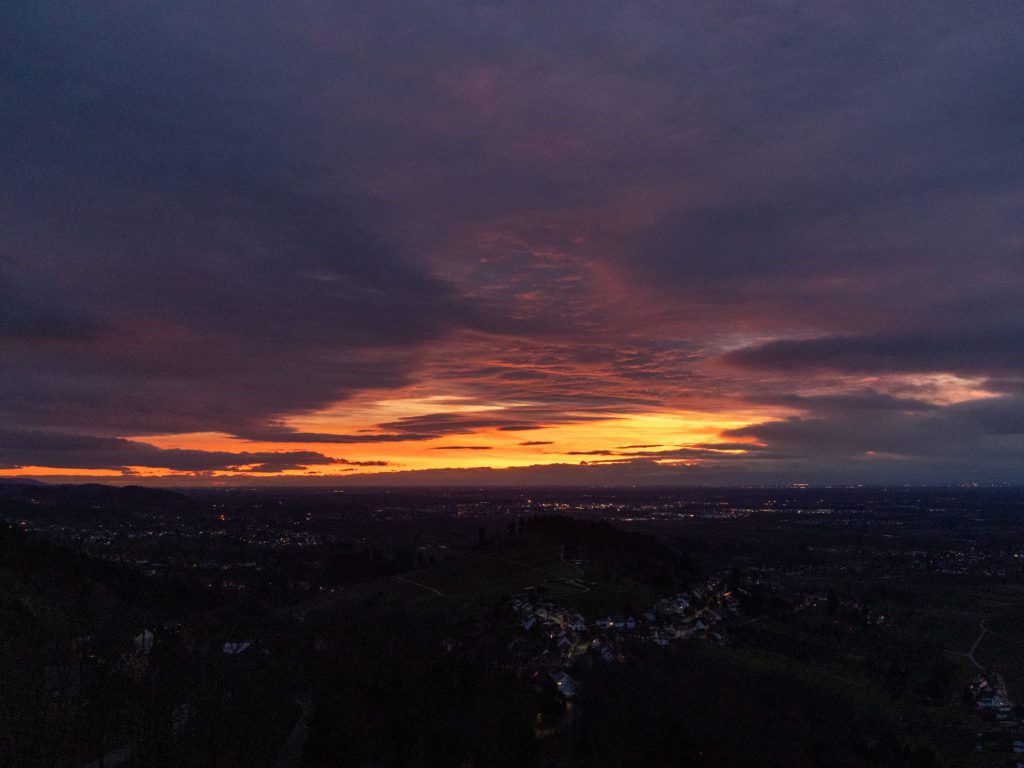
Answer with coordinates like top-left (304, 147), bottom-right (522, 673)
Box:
top-left (3, 482), bottom-right (1024, 767)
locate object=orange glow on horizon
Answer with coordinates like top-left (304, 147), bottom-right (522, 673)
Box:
top-left (0, 403), bottom-right (780, 481)
top-left (2, 369), bottom-right (998, 482)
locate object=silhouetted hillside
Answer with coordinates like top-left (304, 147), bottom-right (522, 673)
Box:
top-left (0, 481), bottom-right (192, 522)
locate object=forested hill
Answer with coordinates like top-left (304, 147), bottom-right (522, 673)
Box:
top-left (0, 481), bottom-right (192, 520)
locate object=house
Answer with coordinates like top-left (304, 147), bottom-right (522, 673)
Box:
top-left (551, 671), bottom-right (579, 698)
top-left (556, 633), bottom-right (574, 654)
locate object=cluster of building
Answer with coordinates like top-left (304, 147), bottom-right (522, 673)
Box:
top-left (502, 577), bottom-right (742, 688)
top-left (971, 672), bottom-right (1014, 720)
top-left (966, 671), bottom-right (1024, 766)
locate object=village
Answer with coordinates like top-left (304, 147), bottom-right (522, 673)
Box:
top-left (494, 567), bottom-right (769, 740)
top-left (969, 665), bottom-right (1024, 764)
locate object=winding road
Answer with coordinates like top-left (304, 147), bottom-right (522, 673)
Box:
top-left (967, 616), bottom-right (989, 671)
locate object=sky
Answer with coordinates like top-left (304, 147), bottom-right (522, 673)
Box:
top-left (2, 0), bottom-right (1023, 486)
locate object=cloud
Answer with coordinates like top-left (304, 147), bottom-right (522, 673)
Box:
top-left (232, 426), bottom-right (437, 444)
top-left (722, 395), bottom-right (1024, 482)
top-left (741, 391), bottom-right (938, 414)
top-left (428, 445), bottom-right (493, 451)
top-left (0, 1), bottom-right (489, 439)
top-left (374, 409), bottom-right (611, 437)
top-left (0, 429), bottom-right (373, 473)
top-left (722, 328), bottom-right (1024, 377)
top-left (2, 1), bottom-right (1023, 482)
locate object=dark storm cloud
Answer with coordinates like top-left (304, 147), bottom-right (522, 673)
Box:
top-left (0, 429), bottom-right (376, 472)
top-left (0, 0), bottom-right (485, 438)
top-left (724, 395), bottom-right (1024, 482)
top-left (722, 328), bottom-right (1024, 377)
